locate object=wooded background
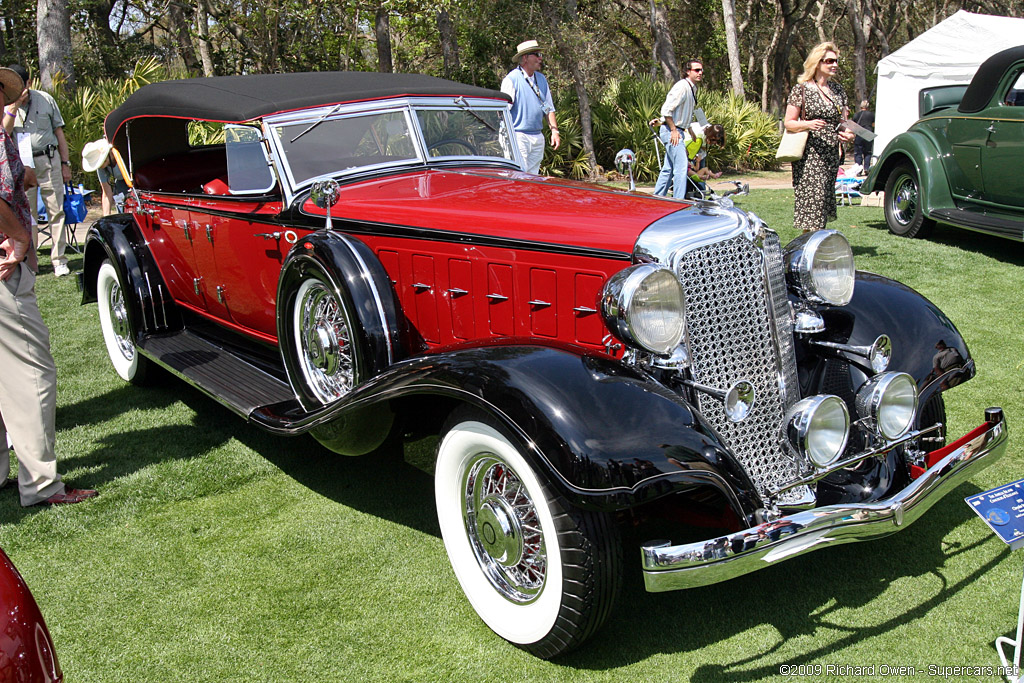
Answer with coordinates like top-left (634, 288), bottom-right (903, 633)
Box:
top-left (1, 0), bottom-right (1019, 179)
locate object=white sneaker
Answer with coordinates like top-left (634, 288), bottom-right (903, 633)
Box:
top-left (54, 263), bottom-right (70, 277)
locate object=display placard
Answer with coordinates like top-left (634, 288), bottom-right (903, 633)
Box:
top-left (966, 479), bottom-right (1024, 551)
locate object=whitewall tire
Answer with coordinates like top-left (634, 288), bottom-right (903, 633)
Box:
top-left (97, 260), bottom-right (149, 384)
top-left (435, 410), bottom-right (621, 657)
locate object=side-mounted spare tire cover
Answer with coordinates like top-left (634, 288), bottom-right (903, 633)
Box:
top-left (277, 232), bottom-right (402, 454)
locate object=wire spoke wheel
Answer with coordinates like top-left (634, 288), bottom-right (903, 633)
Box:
top-left (97, 260), bottom-right (149, 384)
top-left (435, 410), bottom-right (621, 658)
top-left (464, 454), bottom-right (547, 603)
top-left (293, 277), bottom-right (356, 403)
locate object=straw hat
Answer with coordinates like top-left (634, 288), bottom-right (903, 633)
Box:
top-left (0, 67), bottom-right (24, 107)
top-left (82, 139), bottom-right (113, 172)
top-left (513, 40), bottom-right (543, 61)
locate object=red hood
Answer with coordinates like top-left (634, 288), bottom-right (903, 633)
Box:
top-left (303, 168), bottom-right (686, 254)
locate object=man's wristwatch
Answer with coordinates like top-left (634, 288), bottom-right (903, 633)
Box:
top-left (61, 160), bottom-right (71, 166)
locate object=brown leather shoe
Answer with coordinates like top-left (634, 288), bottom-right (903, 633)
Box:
top-left (40, 488), bottom-right (98, 505)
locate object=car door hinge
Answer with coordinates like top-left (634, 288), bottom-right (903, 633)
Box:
top-left (216, 285), bottom-right (226, 304)
top-left (193, 277), bottom-right (202, 296)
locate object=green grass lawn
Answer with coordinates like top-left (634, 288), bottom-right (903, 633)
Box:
top-left (4, 192), bottom-right (1022, 682)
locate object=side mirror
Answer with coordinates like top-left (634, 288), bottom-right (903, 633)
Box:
top-left (310, 179), bottom-right (341, 230)
top-left (614, 148), bottom-right (636, 192)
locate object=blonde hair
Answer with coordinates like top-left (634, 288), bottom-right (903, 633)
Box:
top-left (797, 42), bottom-right (839, 84)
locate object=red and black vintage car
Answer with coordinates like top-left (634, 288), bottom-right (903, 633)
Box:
top-left (81, 73), bottom-right (1007, 657)
top-left (0, 548), bottom-right (63, 682)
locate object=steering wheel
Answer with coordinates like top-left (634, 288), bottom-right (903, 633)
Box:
top-left (427, 138), bottom-right (478, 156)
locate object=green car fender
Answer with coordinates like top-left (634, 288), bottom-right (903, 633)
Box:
top-left (861, 128), bottom-right (955, 216)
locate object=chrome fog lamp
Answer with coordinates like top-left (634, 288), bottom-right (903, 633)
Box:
top-left (856, 371), bottom-right (918, 440)
top-left (785, 230), bottom-right (855, 306)
top-left (600, 264), bottom-right (686, 356)
top-left (784, 395), bottom-right (850, 469)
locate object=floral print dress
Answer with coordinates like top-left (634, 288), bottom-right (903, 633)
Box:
top-left (788, 80), bottom-right (846, 231)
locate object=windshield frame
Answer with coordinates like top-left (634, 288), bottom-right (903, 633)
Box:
top-left (263, 96), bottom-right (521, 206)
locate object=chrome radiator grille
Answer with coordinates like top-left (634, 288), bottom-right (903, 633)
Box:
top-left (677, 232), bottom-right (800, 498)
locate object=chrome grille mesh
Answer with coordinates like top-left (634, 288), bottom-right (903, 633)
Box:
top-left (677, 232), bottom-right (800, 498)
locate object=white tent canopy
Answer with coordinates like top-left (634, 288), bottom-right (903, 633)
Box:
top-left (874, 11), bottom-right (1024, 156)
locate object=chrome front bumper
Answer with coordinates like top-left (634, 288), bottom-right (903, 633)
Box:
top-left (641, 409), bottom-right (1008, 592)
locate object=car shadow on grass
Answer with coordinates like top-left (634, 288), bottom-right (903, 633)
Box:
top-left (560, 484), bottom-right (1005, 673)
top-left (26, 375), bottom-right (1008, 672)
top-left (863, 218), bottom-right (1024, 267)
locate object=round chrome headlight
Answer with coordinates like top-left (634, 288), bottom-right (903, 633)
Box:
top-left (856, 371), bottom-right (919, 440)
top-left (785, 230), bottom-right (855, 306)
top-left (600, 264), bottom-right (685, 355)
top-left (784, 395), bottom-right (850, 469)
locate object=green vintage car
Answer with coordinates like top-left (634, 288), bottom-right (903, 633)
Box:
top-left (862, 45), bottom-right (1024, 240)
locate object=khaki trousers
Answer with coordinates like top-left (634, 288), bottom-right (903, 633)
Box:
top-left (0, 262), bottom-right (64, 505)
top-left (27, 155), bottom-right (67, 268)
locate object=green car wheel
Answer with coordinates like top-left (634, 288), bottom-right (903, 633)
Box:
top-left (884, 163), bottom-right (936, 238)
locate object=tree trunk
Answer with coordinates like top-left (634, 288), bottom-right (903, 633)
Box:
top-left (196, 0), bottom-right (216, 77)
top-left (544, 0), bottom-right (598, 180)
top-left (35, 0), bottom-right (74, 89)
top-left (845, 0), bottom-right (871, 105)
top-left (648, 0), bottom-right (679, 81)
top-left (768, 0), bottom-right (816, 113)
top-left (375, 5), bottom-right (392, 73)
top-left (437, 9), bottom-right (459, 78)
top-left (168, 2), bottom-right (201, 76)
top-left (83, 0), bottom-right (122, 75)
top-left (721, 0), bottom-right (745, 96)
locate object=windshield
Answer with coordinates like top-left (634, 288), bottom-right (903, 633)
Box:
top-left (415, 106), bottom-right (514, 161)
top-left (269, 100), bottom-right (516, 188)
top-left (272, 110), bottom-right (419, 186)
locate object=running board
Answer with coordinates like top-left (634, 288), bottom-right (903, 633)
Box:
top-left (139, 330), bottom-right (295, 419)
top-left (932, 208), bottom-right (1024, 240)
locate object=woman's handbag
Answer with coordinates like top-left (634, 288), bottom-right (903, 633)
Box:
top-left (775, 130), bottom-right (808, 162)
top-left (63, 183), bottom-right (87, 223)
top-left (776, 83), bottom-right (809, 162)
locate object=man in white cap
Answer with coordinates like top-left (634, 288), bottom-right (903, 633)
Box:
top-left (0, 66), bottom-right (97, 506)
top-left (1, 64), bottom-right (73, 277)
top-left (82, 139), bottom-right (127, 215)
top-left (500, 39), bottom-right (560, 174)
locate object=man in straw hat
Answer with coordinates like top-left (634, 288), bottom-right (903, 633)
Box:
top-left (82, 138), bottom-right (128, 215)
top-left (1, 64), bottom-right (73, 277)
top-left (0, 66), bottom-right (97, 506)
top-left (500, 39), bottom-right (560, 174)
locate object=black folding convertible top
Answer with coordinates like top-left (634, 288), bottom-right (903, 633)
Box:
top-left (104, 71), bottom-right (509, 140)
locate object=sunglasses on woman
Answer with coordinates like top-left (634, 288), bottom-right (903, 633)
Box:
top-left (821, 57), bottom-right (839, 65)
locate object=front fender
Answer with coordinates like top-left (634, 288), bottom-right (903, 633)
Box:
top-left (80, 215), bottom-right (180, 336)
top-left (253, 344), bottom-right (761, 518)
top-left (861, 129), bottom-right (954, 215)
top-left (814, 271), bottom-right (972, 405)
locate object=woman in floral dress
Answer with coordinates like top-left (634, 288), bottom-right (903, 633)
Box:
top-left (784, 42), bottom-right (856, 232)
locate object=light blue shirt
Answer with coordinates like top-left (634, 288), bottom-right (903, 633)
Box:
top-left (501, 68), bottom-right (554, 134)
